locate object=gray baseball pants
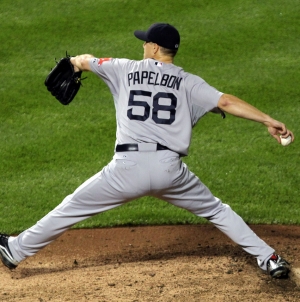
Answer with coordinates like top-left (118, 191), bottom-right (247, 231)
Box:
top-left (8, 147), bottom-right (274, 270)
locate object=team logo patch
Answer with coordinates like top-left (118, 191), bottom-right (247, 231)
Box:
top-left (155, 62), bottom-right (163, 67)
top-left (98, 58), bottom-right (112, 65)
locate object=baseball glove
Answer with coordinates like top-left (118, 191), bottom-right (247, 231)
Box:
top-left (45, 53), bottom-right (83, 105)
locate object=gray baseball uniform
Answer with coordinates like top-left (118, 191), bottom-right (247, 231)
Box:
top-left (8, 57), bottom-right (274, 270)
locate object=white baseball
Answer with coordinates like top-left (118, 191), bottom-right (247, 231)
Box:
top-left (280, 135), bottom-right (292, 146)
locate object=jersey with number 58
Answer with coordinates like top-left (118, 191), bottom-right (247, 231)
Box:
top-left (89, 58), bottom-right (223, 156)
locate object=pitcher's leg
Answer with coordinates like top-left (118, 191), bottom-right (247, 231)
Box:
top-left (207, 202), bottom-right (274, 270)
top-left (160, 162), bottom-right (274, 270)
top-left (8, 168), bottom-right (131, 262)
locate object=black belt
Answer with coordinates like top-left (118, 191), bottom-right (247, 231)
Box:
top-left (116, 143), bottom-right (170, 152)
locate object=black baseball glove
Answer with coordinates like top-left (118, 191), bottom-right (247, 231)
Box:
top-left (45, 53), bottom-right (83, 105)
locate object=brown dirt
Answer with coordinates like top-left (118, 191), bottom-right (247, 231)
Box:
top-left (1, 224), bottom-right (300, 302)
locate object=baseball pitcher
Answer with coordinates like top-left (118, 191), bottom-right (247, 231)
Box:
top-left (0, 23), bottom-right (294, 278)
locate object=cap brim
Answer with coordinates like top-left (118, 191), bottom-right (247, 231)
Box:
top-left (134, 30), bottom-right (148, 42)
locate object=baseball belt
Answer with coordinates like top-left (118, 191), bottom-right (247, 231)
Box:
top-left (116, 143), bottom-right (170, 152)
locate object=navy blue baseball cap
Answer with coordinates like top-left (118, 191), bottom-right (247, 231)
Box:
top-left (134, 23), bottom-right (180, 50)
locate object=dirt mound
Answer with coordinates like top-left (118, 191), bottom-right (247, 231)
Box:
top-left (1, 225), bottom-right (300, 301)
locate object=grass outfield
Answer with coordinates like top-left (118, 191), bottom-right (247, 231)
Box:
top-left (0, 0), bottom-right (299, 234)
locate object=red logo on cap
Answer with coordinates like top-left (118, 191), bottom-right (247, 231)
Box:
top-left (98, 58), bottom-right (112, 65)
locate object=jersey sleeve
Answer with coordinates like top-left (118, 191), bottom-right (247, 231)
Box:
top-left (185, 73), bottom-right (223, 125)
top-left (89, 58), bottom-right (130, 96)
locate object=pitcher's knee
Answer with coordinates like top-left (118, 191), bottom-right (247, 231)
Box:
top-left (189, 197), bottom-right (226, 217)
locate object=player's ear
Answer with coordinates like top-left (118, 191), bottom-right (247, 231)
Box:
top-left (153, 43), bottom-right (159, 54)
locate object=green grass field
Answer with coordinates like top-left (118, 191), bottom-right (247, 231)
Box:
top-left (0, 0), bottom-right (299, 234)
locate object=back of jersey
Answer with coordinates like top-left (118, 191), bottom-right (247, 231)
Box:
top-left (90, 58), bottom-right (221, 155)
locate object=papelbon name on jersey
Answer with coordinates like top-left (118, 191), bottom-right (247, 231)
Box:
top-left (128, 71), bottom-right (182, 90)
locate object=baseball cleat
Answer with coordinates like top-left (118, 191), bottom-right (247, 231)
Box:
top-left (0, 234), bottom-right (19, 269)
top-left (267, 254), bottom-right (290, 278)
